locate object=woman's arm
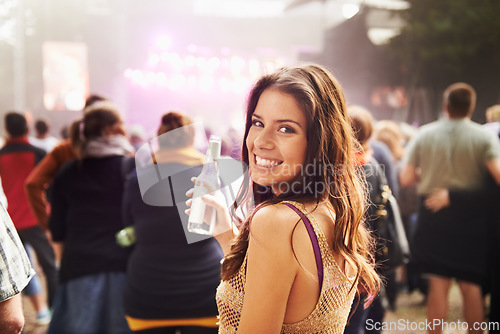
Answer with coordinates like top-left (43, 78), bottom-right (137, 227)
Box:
top-left (237, 205), bottom-right (298, 334)
top-left (25, 141), bottom-right (76, 230)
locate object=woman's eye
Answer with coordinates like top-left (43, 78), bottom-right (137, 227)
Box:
top-left (278, 125), bottom-right (295, 134)
top-left (252, 120), bottom-right (263, 127)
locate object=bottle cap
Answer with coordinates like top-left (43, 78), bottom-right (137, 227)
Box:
top-left (208, 135), bottom-right (221, 160)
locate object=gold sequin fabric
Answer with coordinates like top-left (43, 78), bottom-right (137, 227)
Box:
top-left (216, 201), bottom-right (357, 334)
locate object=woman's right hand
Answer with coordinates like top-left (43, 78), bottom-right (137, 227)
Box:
top-left (185, 177), bottom-right (233, 237)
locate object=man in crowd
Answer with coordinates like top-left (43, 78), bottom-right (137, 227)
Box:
top-left (0, 112), bottom-right (58, 323)
top-left (400, 83), bottom-right (500, 334)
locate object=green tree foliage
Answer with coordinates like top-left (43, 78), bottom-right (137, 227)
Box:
top-left (388, 0), bottom-right (500, 120)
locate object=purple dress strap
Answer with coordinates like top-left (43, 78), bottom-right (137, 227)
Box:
top-left (282, 202), bottom-right (324, 290)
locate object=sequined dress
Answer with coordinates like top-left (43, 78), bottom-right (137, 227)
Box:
top-left (216, 201), bottom-right (357, 334)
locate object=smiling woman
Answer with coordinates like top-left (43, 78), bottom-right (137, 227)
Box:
top-left (186, 63), bottom-right (380, 334)
top-left (246, 89), bottom-right (307, 193)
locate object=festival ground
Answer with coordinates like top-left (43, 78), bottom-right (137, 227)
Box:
top-left (23, 279), bottom-right (475, 334)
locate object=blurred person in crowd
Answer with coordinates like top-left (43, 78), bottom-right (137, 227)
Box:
top-left (373, 121), bottom-right (405, 164)
top-left (373, 120), bottom-right (423, 297)
top-left (344, 106), bottom-right (394, 334)
top-left (367, 117), bottom-right (399, 199)
top-left (370, 138), bottom-right (399, 198)
top-left (29, 118), bottom-right (60, 153)
top-left (400, 83), bottom-right (500, 334)
top-left (25, 94), bottom-right (107, 232)
top-left (128, 123), bottom-right (146, 152)
top-left (48, 102), bottom-right (134, 334)
top-left (483, 104), bottom-right (500, 138)
top-left (122, 111), bottom-right (223, 333)
top-left (0, 112), bottom-right (57, 325)
top-left (59, 124), bottom-right (69, 140)
top-left (25, 94), bottom-right (107, 267)
top-left (424, 181), bottom-right (500, 333)
top-left (187, 64), bottom-right (380, 333)
top-left (422, 103), bottom-right (500, 331)
top-left (0, 202), bottom-right (35, 334)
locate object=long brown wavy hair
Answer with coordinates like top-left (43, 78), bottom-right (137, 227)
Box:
top-left (221, 64), bottom-right (380, 304)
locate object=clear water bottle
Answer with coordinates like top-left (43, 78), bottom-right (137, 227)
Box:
top-left (188, 135), bottom-right (222, 235)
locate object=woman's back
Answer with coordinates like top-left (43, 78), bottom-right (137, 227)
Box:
top-left (216, 200), bottom-right (356, 333)
top-left (123, 163), bottom-right (224, 319)
top-left (50, 156), bottom-right (131, 283)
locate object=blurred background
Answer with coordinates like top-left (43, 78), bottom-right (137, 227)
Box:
top-left (0, 0), bottom-right (499, 139)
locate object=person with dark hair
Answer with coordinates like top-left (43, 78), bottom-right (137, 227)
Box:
top-left (48, 102), bottom-right (134, 334)
top-left (0, 112), bottom-right (58, 325)
top-left (84, 93), bottom-right (107, 109)
top-left (400, 82), bottom-right (500, 334)
top-left (122, 111), bottom-right (223, 333)
top-left (29, 119), bottom-right (60, 153)
top-left (186, 64), bottom-right (380, 333)
top-left (25, 94), bottom-right (108, 232)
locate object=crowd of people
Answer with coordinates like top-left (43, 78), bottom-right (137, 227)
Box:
top-left (0, 63), bottom-right (499, 334)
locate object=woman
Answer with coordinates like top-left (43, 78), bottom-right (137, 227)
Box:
top-left (188, 64), bottom-right (380, 333)
top-left (48, 102), bottom-right (134, 334)
top-left (122, 111), bottom-right (223, 333)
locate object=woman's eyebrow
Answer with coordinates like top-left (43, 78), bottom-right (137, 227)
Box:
top-left (252, 113), bottom-right (303, 129)
top-left (276, 119), bottom-right (302, 127)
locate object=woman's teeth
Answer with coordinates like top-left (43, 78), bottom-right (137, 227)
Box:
top-left (255, 155), bottom-right (283, 168)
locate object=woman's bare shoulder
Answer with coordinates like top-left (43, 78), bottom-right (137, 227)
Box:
top-left (249, 202), bottom-right (303, 245)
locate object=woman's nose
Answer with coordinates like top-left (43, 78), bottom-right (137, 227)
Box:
top-left (254, 128), bottom-right (275, 150)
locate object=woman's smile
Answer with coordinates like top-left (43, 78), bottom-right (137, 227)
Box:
top-left (254, 154), bottom-right (284, 168)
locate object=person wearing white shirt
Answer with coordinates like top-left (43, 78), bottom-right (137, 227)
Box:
top-left (29, 119), bottom-right (60, 153)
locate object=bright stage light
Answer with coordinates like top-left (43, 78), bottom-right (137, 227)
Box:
top-left (187, 75), bottom-right (197, 88)
top-left (218, 77), bottom-right (230, 93)
top-left (248, 59), bottom-right (260, 78)
top-left (199, 76), bottom-right (214, 92)
top-left (156, 72), bottom-right (168, 86)
top-left (148, 53), bottom-right (160, 66)
top-left (208, 57), bottom-right (220, 71)
top-left (169, 52), bottom-right (183, 71)
top-left (131, 70), bottom-right (144, 85)
top-left (156, 35), bottom-right (171, 49)
top-left (230, 56), bottom-right (245, 75)
top-left (185, 55), bottom-right (196, 67)
top-left (170, 74), bottom-right (186, 90)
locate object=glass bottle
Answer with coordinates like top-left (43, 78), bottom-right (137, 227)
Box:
top-left (187, 135), bottom-right (222, 235)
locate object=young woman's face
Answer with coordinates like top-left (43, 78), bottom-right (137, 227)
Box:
top-left (246, 89), bottom-right (308, 195)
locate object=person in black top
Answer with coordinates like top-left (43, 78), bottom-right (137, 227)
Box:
top-left (122, 111), bottom-right (223, 333)
top-left (48, 102), bottom-right (134, 334)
